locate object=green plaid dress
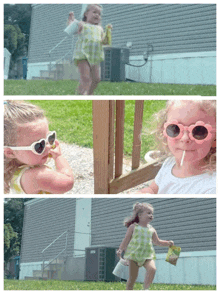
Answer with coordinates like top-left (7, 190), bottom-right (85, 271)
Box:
top-left (73, 23), bottom-right (105, 66)
top-left (124, 223), bottom-right (156, 266)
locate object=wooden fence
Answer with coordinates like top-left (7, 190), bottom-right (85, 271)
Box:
top-left (93, 100), bottom-right (161, 194)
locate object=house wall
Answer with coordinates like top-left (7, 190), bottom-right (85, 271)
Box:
top-left (27, 4), bottom-right (216, 84)
top-left (91, 198), bottom-right (216, 285)
top-left (19, 198), bottom-right (91, 281)
top-left (20, 198), bottom-right (76, 279)
top-left (19, 198), bottom-right (216, 284)
top-left (91, 198), bottom-right (216, 252)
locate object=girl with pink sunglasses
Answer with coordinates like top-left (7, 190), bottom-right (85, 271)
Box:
top-left (139, 100), bottom-right (216, 194)
top-left (4, 100), bottom-right (74, 194)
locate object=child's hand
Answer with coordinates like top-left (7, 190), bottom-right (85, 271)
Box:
top-left (78, 21), bottom-right (84, 34)
top-left (120, 258), bottom-right (129, 266)
top-left (49, 140), bottom-right (62, 160)
top-left (117, 249), bottom-right (123, 258)
top-left (67, 12), bottom-right (75, 26)
top-left (107, 24), bottom-right (113, 30)
top-left (168, 240), bottom-right (174, 247)
top-left (68, 12), bottom-right (74, 21)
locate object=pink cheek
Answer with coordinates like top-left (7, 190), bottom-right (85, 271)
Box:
top-left (167, 138), bottom-right (177, 146)
top-left (196, 144), bottom-right (212, 159)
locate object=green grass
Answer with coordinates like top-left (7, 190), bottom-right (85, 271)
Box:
top-left (4, 280), bottom-right (216, 290)
top-left (4, 79), bottom-right (216, 95)
top-left (28, 100), bottom-right (166, 159)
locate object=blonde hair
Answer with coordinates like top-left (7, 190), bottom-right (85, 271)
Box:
top-left (82, 4), bottom-right (103, 21)
top-left (124, 202), bottom-right (154, 227)
top-left (152, 100), bottom-right (216, 173)
top-left (4, 100), bottom-right (45, 193)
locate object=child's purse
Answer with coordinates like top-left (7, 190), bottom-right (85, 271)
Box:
top-left (165, 246), bottom-right (181, 266)
top-left (64, 20), bottom-right (79, 36)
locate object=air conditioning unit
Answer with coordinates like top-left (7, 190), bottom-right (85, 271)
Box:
top-left (101, 47), bottom-right (129, 82)
top-left (85, 246), bottom-right (119, 282)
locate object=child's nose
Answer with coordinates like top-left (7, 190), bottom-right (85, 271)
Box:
top-left (181, 130), bottom-right (191, 142)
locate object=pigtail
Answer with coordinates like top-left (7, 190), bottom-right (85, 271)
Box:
top-left (124, 202), bottom-right (154, 228)
top-left (124, 202), bottom-right (142, 227)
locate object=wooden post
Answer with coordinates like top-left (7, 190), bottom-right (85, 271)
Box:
top-left (93, 100), bottom-right (110, 193)
top-left (108, 101), bottom-right (115, 182)
top-left (132, 100), bottom-right (144, 170)
top-left (115, 100), bottom-right (125, 178)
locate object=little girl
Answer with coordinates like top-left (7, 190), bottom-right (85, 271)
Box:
top-left (4, 100), bottom-right (74, 194)
top-left (140, 100), bottom-right (216, 194)
top-left (116, 202), bottom-right (174, 290)
top-left (69, 4), bottom-right (112, 95)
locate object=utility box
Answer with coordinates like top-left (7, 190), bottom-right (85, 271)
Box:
top-left (101, 47), bottom-right (129, 82)
top-left (85, 246), bottom-right (118, 282)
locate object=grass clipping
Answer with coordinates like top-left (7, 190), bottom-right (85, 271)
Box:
top-left (166, 246), bottom-right (181, 266)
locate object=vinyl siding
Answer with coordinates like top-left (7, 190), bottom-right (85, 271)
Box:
top-left (103, 4), bottom-right (216, 55)
top-left (20, 198), bottom-right (76, 263)
top-left (28, 4), bottom-right (216, 63)
top-left (20, 198), bottom-right (216, 264)
top-left (91, 198), bottom-right (216, 254)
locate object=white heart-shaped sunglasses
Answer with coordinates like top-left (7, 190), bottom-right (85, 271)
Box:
top-left (5, 131), bottom-right (56, 155)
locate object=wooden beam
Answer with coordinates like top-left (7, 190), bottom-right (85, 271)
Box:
top-left (93, 100), bottom-right (110, 194)
top-left (109, 161), bottom-right (161, 194)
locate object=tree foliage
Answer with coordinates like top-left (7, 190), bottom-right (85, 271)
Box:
top-left (4, 198), bottom-right (33, 264)
top-left (4, 4), bottom-right (32, 76)
top-left (4, 24), bottom-right (25, 55)
top-left (4, 223), bottom-right (19, 264)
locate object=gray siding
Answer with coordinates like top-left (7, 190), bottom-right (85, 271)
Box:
top-left (20, 198), bottom-right (216, 265)
top-left (28, 4), bottom-right (216, 63)
top-left (91, 198), bottom-right (216, 254)
top-left (20, 198), bottom-right (76, 263)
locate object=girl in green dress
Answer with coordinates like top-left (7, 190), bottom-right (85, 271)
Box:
top-left (70, 4), bottom-right (112, 95)
top-left (117, 202), bottom-right (174, 290)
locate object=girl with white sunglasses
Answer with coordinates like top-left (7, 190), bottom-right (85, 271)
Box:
top-left (4, 100), bottom-right (74, 194)
top-left (139, 100), bottom-right (216, 194)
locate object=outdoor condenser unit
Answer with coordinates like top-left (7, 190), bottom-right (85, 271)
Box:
top-left (85, 246), bottom-right (118, 282)
top-left (101, 47), bottom-right (129, 82)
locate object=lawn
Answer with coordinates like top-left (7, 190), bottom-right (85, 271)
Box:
top-left (4, 79), bottom-right (216, 95)
top-left (4, 280), bottom-right (216, 290)
top-left (27, 100), bottom-right (166, 160)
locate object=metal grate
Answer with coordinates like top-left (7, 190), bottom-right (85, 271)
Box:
top-left (98, 248), bottom-right (106, 281)
top-left (104, 50), bottom-right (111, 81)
top-left (101, 48), bottom-right (129, 82)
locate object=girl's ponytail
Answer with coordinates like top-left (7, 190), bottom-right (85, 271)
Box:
top-left (124, 202), bottom-right (154, 227)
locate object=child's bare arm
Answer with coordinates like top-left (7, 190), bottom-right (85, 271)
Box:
top-left (152, 230), bottom-right (174, 247)
top-left (49, 140), bottom-right (73, 179)
top-left (137, 180), bottom-right (159, 194)
top-left (21, 165), bottom-right (74, 194)
top-left (117, 224), bottom-right (135, 257)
